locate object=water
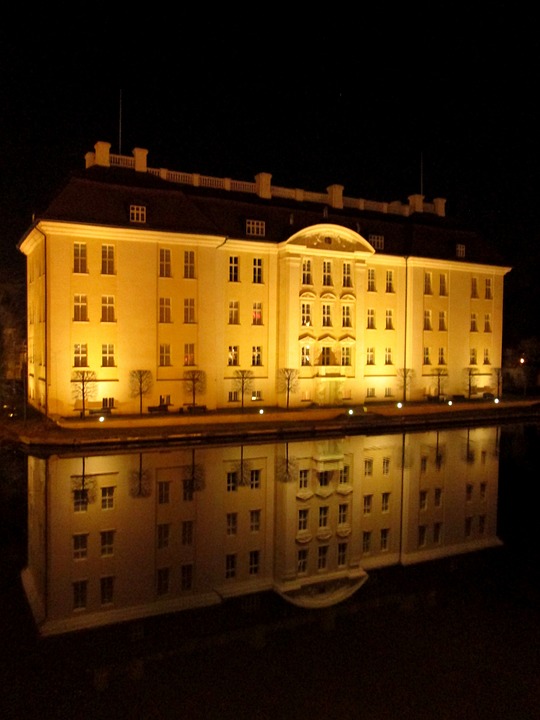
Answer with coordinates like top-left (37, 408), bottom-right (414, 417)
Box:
top-left (1, 422), bottom-right (539, 719)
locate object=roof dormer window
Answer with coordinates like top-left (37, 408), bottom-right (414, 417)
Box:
top-left (246, 219), bottom-right (265, 237)
top-left (130, 204), bottom-right (147, 223)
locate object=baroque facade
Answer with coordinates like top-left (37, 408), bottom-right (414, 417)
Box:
top-left (18, 141), bottom-right (511, 418)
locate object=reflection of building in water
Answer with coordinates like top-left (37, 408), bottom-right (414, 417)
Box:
top-left (22, 427), bottom-right (501, 635)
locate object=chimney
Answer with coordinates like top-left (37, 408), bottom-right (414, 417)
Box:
top-left (327, 184), bottom-right (344, 209)
top-left (93, 141), bottom-right (111, 167)
top-left (408, 194), bottom-right (425, 213)
top-left (433, 198), bottom-right (446, 217)
top-left (255, 172), bottom-right (272, 199)
top-left (133, 147), bottom-right (148, 173)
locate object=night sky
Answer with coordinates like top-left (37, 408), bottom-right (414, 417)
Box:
top-left (2, 9), bottom-right (539, 342)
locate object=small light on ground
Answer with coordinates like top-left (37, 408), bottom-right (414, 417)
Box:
top-left (494, 398), bottom-right (500, 404)
top-left (397, 402), bottom-right (403, 409)
top-left (447, 400), bottom-right (453, 406)
top-left (348, 408), bottom-right (354, 416)
top-left (98, 415), bottom-right (105, 423)
top-left (259, 409), bottom-right (264, 415)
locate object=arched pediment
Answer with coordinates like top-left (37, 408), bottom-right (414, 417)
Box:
top-left (284, 223), bottom-right (375, 255)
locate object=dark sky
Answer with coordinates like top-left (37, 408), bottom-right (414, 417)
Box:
top-left (1, 9), bottom-right (539, 340)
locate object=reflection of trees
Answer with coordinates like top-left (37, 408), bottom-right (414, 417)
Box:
top-left (276, 442), bottom-right (298, 482)
top-left (71, 457), bottom-right (97, 504)
top-left (182, 448), bottom-right (205, 492)
top-left (233, 445), bottom-right (252, 486)
top-left (129, 453), bottom-right (152, 498)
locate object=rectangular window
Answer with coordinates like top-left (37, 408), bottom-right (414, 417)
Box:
top-left (470, 313), bottom-right (478, 332)
top-left (484, 314), bottom-right (492, 332)
top-left (101, 343), bottom-right (115, 367)
top-left (184, 250), bottom-right (195, 279)
top-left (157, 524), bottom-right (170, 549)
top-left (369, 234), bottom-right (384, 250)
top-left (338, 503), bottom-right (348, 525)
top-left (184, 343), bottom-right (195, 366)
top-left (101, 295), bottom-right (115, 322)
top-left (74, 489), bottom-right (88, 513)
top-left (182, 520), bottom-right (193, 545)
top-left (227, 471), bottom-right (238, 492)
top-left (101, 486), bottom-right (115, 510)
top-left (225, 554), bottom-right (237, 579)
top-left (384, 387), bottom-right (392, 398)
top-left (253, 258), bottom-right (263, 283)
top-left (419, 489), bottom-right (428, 510)
top-left (228, 390), bottom-right (239, 402)
top-left (363, 494), bottom-right (372, 515)
top-left (299, 469), bottom-right (310, 489)
top-left (101, 576), bottom-right (114, 605)
top-left (385, 270), bottom-right (394, 293)
top-left (434, 488), bottom-right (443, 507)
top-left (342, 262), bottom-right (352, 287)
top-left (480, 481), bottom-right (487, 500)
top-left (382, 492), bottom-right (390, 512)
top-left (184, 298), bottom-right (195, 323)
top-left (229, 256), bottom-right (239, 282)
top-left (73, 580), bottom-right (87, 610)
top-left (323, 260), bottom-right (332, 286)
top-left (485, 278), bottom-right (492, 299)
top-left (320, 347), bottom-right (332, 366)
top-left (159, 248), bottom-right (171, 278)
top-left (380, 528), bottom-right (390, 551)
top-left (301, 303), bottom-right (312, 326)
top-left (159, 298), bottom-right (171, 323)
top-left (183, 478), bottom-right (194, 502)
top-left (130, 204), bottom-right (146, 223)
top-left (252, 302), bottom-right (262, 325)
top-left (301, 346), bottom-right (311, 366)
top-left (73, 534), bottom-right (88, 559)
top-left (423, 347), bottom-right (431, 365)
top-left (226, 512), bottom-right (238, 536)
top-left (367, 268), bottom-right (376, 292)
top-left (364, 458), bottom-right (373, 476)
top-left (456, 243), bottom-right (466, 258)
top-left (74, 243), bottom-right (87, 273)
top-left (250, 509), bottom-right (261, 532)
top-left (366, 347), bottom-right (375, 365)
top-left (250, 469), bottom-right (261, 489)
top-left (470, 348), bottom-right (477, 365)
top-left (297, 509), bottom-right (309, 533)
top-left (471, 277), bottom-right (479, 298)
top-left (483, 348), bottom-right (490, 365)
top-left (433, 522), bottom-right (443, 544)
top-left (341, 347), bottom-right (351, 366)
top-left (337, 542), bottom-right (348, 567)
top-left (159, 344), bottom-right (171, 367)
top-left (367, 308), bottom-right (375, 329)
top-left (342, 306), bottom-right (352, 327)
top-left (318, 470), bottom-right (330, 488)
top-left (158, 481), bottom-right (170, 504)
top-left (74, 295), bottom-right (88, 322)
top-left (297, 548), bottom-right (308, 574)
top-left (249, 550), bottom-right (260, 575)
top-left (362, 531), bottom-right (371, 553)
top-left (424, 310), bottom-right (432, 331)
top-left (181, 564), bottom-right (194, 591)
top-left (383, 457), bottom-right (390, 475)
top-left (302, 259), bottom-right (312, 285)
top-left (418, 525), bottom-right (427, 548)
top-left (385, 347), bottom-right (392, 365)
top-left (252, 346), bottom-right (262, 366)
top-left (157, 567), bottom-right (170, 595)
top-left (439, 311), bottom-right (447, 331)
top-left (74, 343), bottom-right (88, 367)
top-left (421, 456), bottom-right (428, 473)
top-left (424, 272), bottom-right (432, 294)
top-left (478, 515), bottom-right (486, 534)
top-left (385, 309), bottom-right (394, 330)
top-left (438, 347), bottom-right (446, 365)
top-left (319, 506), bottom-right (329, 528)
top-left (102, 244), bottom-right (115, 275)
top-left (246, 219), bottom-right (265, 237)
top-left (322, 304), bottom-right (332, 327)
top-left (317, 545), bottom-right (328, 570)
top-left (439, 273), bottom-right (447, 296)
top-left (228, 301), bottom-right (239, 324)
top-left (339, 465), bottom-right (350, 485)
top-left (228, 346), bottom-right (239, 366)
top-left (101, 529), bottom-right (115, 556)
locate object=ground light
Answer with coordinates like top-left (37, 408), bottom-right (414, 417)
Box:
top-left (348, 408), bottom-right (354, 416)
top-left (98, 415), bottom-right (106, 423)
top-left (494, 398), bottom-right (500, 404)
top-left (396, 402), bottom-right (403, 409)
top-left (448, 400), bottom-right (453, 406)
top-left (259, 409), bottom-right (264, 415)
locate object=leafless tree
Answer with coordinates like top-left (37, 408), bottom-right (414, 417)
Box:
top-left (233, 369), bottom-right (254, 410)
top-left (464, 367), bottom-right (479, 398)
top-left (129, 369), bottom-right (153, 415)
top-left (397, 368), bottom-right (415, 403)
top-left (431, 367), bottom-right (448, 398)
top-left (71, 370), bottom-right (97, 418)
top-left (183, 369), bottom-right (206, 407)
top-left (277, 368), bottom-right (299, 409)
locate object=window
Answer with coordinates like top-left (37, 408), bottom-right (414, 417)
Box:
top-left (485, 278), bottom-right (492, 299)
top-left (367, 268), bottom-right (376, 292)
top-left (159, 344), bottom-right (171, 367)
top-left (101, 529), bottom-right (115, 556)
top-left (339, 465), bottom-right (350, 485)
top-left (424, 310), bottom-right (432, 331)
top-left (157, 524), bottom-right (170, 549)
top-left (471, 277), bottom-right (478, 298)
top-left (301, 346), bottom-right (311, 366)
top-left (366, 387), bottom-right (375, 398)
top-left (228, 301), bottom-right (239, 324)
top-left (363, 494), bottom-right (373, 515)
top-left (158, 481), bottom-right (170, 504)
top-left (250, 469), bottom-right (261, 489)
top-left (424, 272), bottom-right (432, 294)
top-left (470, 348), bottom-right (477, 365)
top-left (342, 262), bottom-right (352, 287)
top-left (249, 550), bottom-right (260, 575)
top-left (227, 471), bottom-right (238, 492)
top-left (299, 469), bottom-right (310, 489)
top-left (385, 386), bottom-right (393, 397)
top-left (418, 525), bottom-right (427, 548)
top-left (252, 302), bottom-right (262, 325)
top-left (229, 256), bottom-right (239, 282)
top-left (183, 343), bottom-right (195, 366)
top-left (302, 259), bottom-right (312, 285)
top-left (337, 542), bottom-right (348, 567)
top-left (73, 580), bottom-right (87, 610)
top-left (319, 506), bottom-right (329, 528)
top-left (478, 515), bottom-right (486, 534)
top-left (182, 520), bottom-right (193, 545)
top-left (470, 313), bottom-right (478, 332)
top-left (466, 483), bottom-right (473, 502)
top-left (157, 567), bottom-right (170, 595)
top-left (384, 347), bottom-right (392, 365)
top-left (385, 270), bottom-right (394, 293)
top-left (181, 564), bottom-right (193, 591)
top-left (102, 244), bottom-right (115, 274)
top-left (365, 458), bottom-right (373, 476)
top-left (228, 391), bottom-right (239, 402)
top-left (252, 346), bottom-right (262, 366)
top-left (323, 260), bottom-right (332, 286)
top-left (74, 295), bottom-right (88, 322)
top-left (342, 305), bottom-right (352, 328)
top-left (101, 487), bottom-right (114, 509)
top-left (159, 248), bottom-right (171, 277)
top-left (320, 347), bottom-right (332, 366)
top-left (456, 243), bottom-right (466, 258)
top-left (250, 509), bottom-right (261, 532)
top-left (101, 344), bottom-right (114, 367)
top-left (383, 457), bottom-right (390, 475)
top-left (419, 490), bottom-right (428, 510)
top-left (252, 258), bottom-right (263, 283)
top-left (74, 243), bottom-right (87, 273)
top-left (433, 522), bottom-right (442, 544)
top-left (246, 219), bottom-right (265, 237)
top-left (366, 347), bottom-right (375, 365)
top-left (434, 488), bottom-right (443, 507)
top-left (439, 311), bottom-right (447, 331)
top-left (184, 250), bottom-right (195, 278)
top-left (159, 298), bottom-right (171, 323)
top-left (362, 531), bottom-right (371, 552)
top-left (421, 456), bottom-right (428, 473)
top-left (226, 512), bottom-right (238, 536)
top-left (341, 347), bottom-right (351, 366)
top-left (423, 347), bottom-right (431, 365)
top-left (183, 478), bottom-right (194, 501)
top-left (480, 481), bottom-right (487, 500)
top-left (380, 528), bottom-right (390, 551)
top-left (130, 204), bottom-right (146, 223)
top-left (338, 503), bottom-right (348, 524)
top-left (228, 346), bottom-right (239, 366)
top-left (318, 470), bottom-right (330, 488)
top-left (301, 303), bottom-right (312, 326)
top-left (369, 234), bottom-right (384, 250)
top-left (298, 509), bottom-right (309, 531)
top-left (439, 273), bottom-right (447, 296)
top-left (438, 347), bottom-right (446, 365)
top-left (225, 554), bottom-right (237, 579)
top-left (322, 304), bottom-right (332, 327)
top-left (367, 308), bottom-right (375, 329)
top-left (317, 545), bottom-right (328, 570)
top-left (483, 348), bottom-right (490, 365)
top-left (484, 314), bottom-right (492, 332)
top-left (101, 576), bottom-right (114, 604)
top-left (184, 298), bottom-right (195, 323)
top-left (297, 548), bottom-right (308, 574)
top-left (385, 309), bottom-right (394, 330)
top-left (74, 489), bottom-right (88, 513)
top-left (74, 343), bottom-right (88, 367)
top-left (73, 534), bottom-right (88, 559)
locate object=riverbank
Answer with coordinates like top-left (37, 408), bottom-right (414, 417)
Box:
top-left (2, 398), bottom-right (539, 452)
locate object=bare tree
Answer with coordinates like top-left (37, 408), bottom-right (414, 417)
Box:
top-left (71, 370), bottom-right (97, 418)
top-left (277, 368), bottom-right (299, 409)
top-left (129, 369), bottom-right (153, 415)
top-left (183, 369), bottom-right (206, 407)
top-left (397, 368), bottom-right (414, 403)
top-left (464, 367), bottom-right (479, 398)
top-left (493, 367), bottom-right (503, 397)
top-left (233, 369), bottom-right (254, 410)
top-left (431, 367), bottom-right (448, 399)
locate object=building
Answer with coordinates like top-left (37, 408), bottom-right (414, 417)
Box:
top-left (18, 141), bottom-right (511, 418)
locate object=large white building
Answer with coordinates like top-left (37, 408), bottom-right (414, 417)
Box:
top-left (18, 141), bottom-right (511, 418)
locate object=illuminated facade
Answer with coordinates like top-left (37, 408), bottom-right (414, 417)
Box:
top-left (18, 141), bottom-right (511, 418)
top-left (22, 427), bottom-right (501, 635)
